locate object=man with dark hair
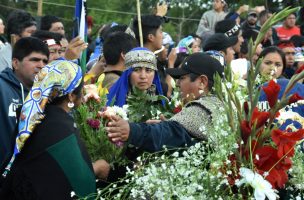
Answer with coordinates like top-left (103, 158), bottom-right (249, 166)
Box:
top-left (277, 40), bottom-right (296, 79)
top-left (276, 13), bottom-right (301, 41)
top-left (203, 33), bottom-right (238, 65)
top-left (87, 23), bottom-right (136, 75)
top-left (32, 30), bottom-right (64, 62)
top-left (215, 19), bottom-right (244, 55)
top-left (257, 10), bottom-right (272, 28)
top-left (102, 32), bottom-right (137, 89)
top-left (102, 24), bottom-right (135, 42)
top-left (105, 53), bottom-right (224, 152)
top-left (133, 15), bottom-right (173, 96)
top-left (0, 10), bottom-right (37, 72)
top-left (6, 10), bottom-right (37, 43)
top-left (40, 15), bottom-right (65, 36)
top-left (132, 15), bottom-right (163, 52)
top-left (33, 30), bottom-right (87, 64)
top-left (256, 10), bottom-right (279, 47)
top-left (0, 37), bottom-right (49, 173)
top-left (290, 35), bottom-right (304, 48)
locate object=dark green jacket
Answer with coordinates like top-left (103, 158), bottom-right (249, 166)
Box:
top-left (0, 105), bottom-right (96, 199)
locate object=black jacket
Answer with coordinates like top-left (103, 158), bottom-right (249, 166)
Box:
top-left (0, 105), bottom-right (96, 199)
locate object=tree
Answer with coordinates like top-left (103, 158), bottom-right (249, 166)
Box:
top-left (0, 0), bottom-right (301, 42)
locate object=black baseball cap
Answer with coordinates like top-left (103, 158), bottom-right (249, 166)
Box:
top-left (166, 53), bottom-right (224, 80)
top-left (215, 19), bottom-right (241, 37)
top-left (203, 33), bottom-right (238, 52)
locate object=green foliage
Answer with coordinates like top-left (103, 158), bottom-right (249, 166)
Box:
top-left (88, 7), bottom-right (304, 200)
top-left (74, 98), bottom-right (127, 165)
top-left (126, 87), bottom-right (175, 122)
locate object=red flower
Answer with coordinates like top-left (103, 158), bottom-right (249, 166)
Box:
top-left (271, 129), bottom-right (304, 158)
top-left (173, 105), bottom-right (182, 114)
top-left (254, 146), bottom-right (278, 169)
top-left (288, 93), bottom-right (303, 104)
top-left (254, 146), bottom-right (291, 188)
top-left (264, 167), bottom-right (289, 189)
top-left (295, 64), bottom-right (304, 74)
top-left (251, 107), bottom-right (270, 129)
top-left (87, 118), bottom-right (100, 130)
top-left (240, 108), bottom-right (269, 144)
top-left (263, 156), bottom-right (292, 188)
top-left (240, 120), bottom-right (251, 144)
top-left (243, 101), bottom-right (249, 116)
top-left (262, 80), bottom-right (280, 108)
top-left (275, 111), bottom-right (280, 118)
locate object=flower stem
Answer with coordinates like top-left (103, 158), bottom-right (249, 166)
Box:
top-left (268, 140), bottom-right (304, 174)
top-left (249, 136), bottom-right (254, 170)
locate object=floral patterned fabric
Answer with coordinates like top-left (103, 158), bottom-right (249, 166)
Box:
top-left (3, 60), bottom-right (82, 177)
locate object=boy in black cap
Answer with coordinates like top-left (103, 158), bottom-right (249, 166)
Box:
top-left (215, 19), bottom-right (244, 55)
top-left (203, 33), bottom-right (238, 65)
top-left (105, 53), bottom-right (224, 152)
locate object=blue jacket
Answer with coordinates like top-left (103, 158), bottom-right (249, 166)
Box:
top-left (259, 78), bottom-right (304, 130)
top-left (128, 121), bottom-right (197, 152)
top-left (0, 68), bottom-right (28, 172)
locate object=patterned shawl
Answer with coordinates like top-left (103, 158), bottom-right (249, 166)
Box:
top-left (3, 60), bottom-right (82, 177)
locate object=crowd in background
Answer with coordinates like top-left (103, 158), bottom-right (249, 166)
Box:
top-left (0, 0), bottom-right (303, 198)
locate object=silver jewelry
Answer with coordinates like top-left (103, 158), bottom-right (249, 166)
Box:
top-left (68, 101), bottom-right (74, 108)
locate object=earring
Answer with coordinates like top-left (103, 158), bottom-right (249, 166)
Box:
top-left (199, 90), bottom-right (204, 95)
top-left (68, 101), bottom-right (74, 108)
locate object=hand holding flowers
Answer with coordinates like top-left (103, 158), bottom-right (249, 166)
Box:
top-left (105, 115), bottom-right (130, 144)
top-left (74, 75), bottom-right (126, 165)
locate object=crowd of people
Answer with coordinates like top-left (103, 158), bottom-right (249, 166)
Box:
top-left (0, 0), bottom-right (303, 198)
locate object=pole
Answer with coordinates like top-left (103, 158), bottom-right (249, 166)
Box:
top-left (265, 0), bottom-right (268, 11)
top-left (136, 0), bottom-right (143, 47)
top-left (37, 0), bottom-right (43, 16)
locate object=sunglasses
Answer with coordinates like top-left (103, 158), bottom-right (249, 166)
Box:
top-left (248, 14), bottom-right (257, 18)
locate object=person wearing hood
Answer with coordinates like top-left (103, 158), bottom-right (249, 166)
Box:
top-left (203, 33), bottom-right (238, 66)
top-left (215, 19), bottom-right (244, 57)
top-left (106, 47), bottom-right (163, 107)
top-left (0, 37), bottom-right (49, 174)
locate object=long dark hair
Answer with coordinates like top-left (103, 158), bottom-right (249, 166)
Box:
top-left (258, 46), bottom-right (286, 71)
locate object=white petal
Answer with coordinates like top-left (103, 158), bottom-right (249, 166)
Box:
top-left (254, 188), bottom-right (266, 200)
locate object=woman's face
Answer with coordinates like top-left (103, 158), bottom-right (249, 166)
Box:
top-left (191, 39), bottom-right (201, 53)
top-left (130, 67), bottom-right (155, 91)
top-left (260, 52), bottom-right (284, 79)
